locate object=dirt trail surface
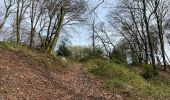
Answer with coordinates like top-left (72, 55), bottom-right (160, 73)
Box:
top-left (0, 48), bottom-right (123, 100)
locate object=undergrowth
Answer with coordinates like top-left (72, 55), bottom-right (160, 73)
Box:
top-left (83, 58), bottom-right (170, 99)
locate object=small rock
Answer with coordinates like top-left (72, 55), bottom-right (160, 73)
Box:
top-left (61, 57), bottom-right (67, 63)
top-left (15, 73), bottom-right (18, 76)
top-left (20, 75), bottom-right (24, 78)
top-left (0, 87), bottom-right (7, 93)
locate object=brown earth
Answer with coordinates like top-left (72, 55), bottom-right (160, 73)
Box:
top-left (0, 48), bottom-right (123, 100)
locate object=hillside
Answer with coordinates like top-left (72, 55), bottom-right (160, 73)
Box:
top-left (83, 58), bottom-right (170, 100)
top-left (0, 43), bottom-right (123, 100)
top-left (1, 0), bottom-right (170, 99)
top-left (1, 43), bottom-right (170, 100)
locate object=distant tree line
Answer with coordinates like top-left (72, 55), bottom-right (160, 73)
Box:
top-left (87, 0), bottom-right (170, 73)
top-left (108, 0), bottom-right (170, 72)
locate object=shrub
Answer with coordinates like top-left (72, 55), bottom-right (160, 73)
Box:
top-left (80, 47), bottom-right (104, 62)
top-left (142, 65), bottom-right (154, 79)
top-left (93, 47), bottom-right (104, 56)
top-left (110, 49), bottom-right (127, 64)
top-left (56, 42), bottom-right (71, 57)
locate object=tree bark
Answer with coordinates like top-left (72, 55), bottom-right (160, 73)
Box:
top-left (142, 0), bottom-right (156, 71)
top-left (16, 0), bottom-right (20, 43)
top-left (47, 6), bottom-right (65, 54)
top-left (29, 0), bottom-right (35, 48)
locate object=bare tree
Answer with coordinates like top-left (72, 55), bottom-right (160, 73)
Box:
top-left (152, 0), bottom-right (169, 70)
top-left (15, 0), bottom-right (30, 43)
top-left (45, 0), bottom-right (87, 54)
top-left (29, 0), bottom-right (46, 47)
top-left (0, 0), bottom-right (15, 30)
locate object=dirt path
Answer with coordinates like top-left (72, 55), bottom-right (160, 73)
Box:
top-left (0, 48), bottom-right (123, 100)
top-left (50, 63), bottom-right (123, 100)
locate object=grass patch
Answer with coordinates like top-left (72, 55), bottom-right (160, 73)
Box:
top-left (0, 42), bottom-right (33, 54)
top-left (83, 58), bottom-right (170, 99)
top-left (0, 42), bottom-right (68, 71)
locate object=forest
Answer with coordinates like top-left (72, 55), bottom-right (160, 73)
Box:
top-left (0, 0), bottom-right (170, 99)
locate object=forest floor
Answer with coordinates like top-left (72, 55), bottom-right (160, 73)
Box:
top-left (0, 48), bottom-right (123, 100)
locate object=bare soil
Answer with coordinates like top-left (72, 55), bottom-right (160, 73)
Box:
top-left (0, 48), bottom-right (123, 100)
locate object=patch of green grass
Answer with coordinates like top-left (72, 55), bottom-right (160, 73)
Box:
top-left (0, 42), bottom-right (33, 54)
top-left (83, 58), bottom-right (170, 99)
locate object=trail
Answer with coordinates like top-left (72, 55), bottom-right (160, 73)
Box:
top-left (0, 48), bottom-right (123, 100)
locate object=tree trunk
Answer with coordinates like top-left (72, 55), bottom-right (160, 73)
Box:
top-left (16, 0), bottom-right (20, 43)
top-left (47, 6), bottom-right (65, 54)
top-left (155, 14), bottom-right (167, 71)
top-left (29, 0), bottom-right (35, 48)
top-left (45, 18), bottom-right (52, 49)
top-left (16, 21), bottom-right (20, 43)
top-left (142, 0), bottom-right (156, 71)
top-left (29, 27), bottom-right (34, 48)
top-left (92, 20), bottom-right (96, 55)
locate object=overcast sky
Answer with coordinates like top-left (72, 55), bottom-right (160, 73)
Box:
top-left (71, 0), bottom-right (117, 46)
top-left (70, 0), bottom-right (170, 58)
